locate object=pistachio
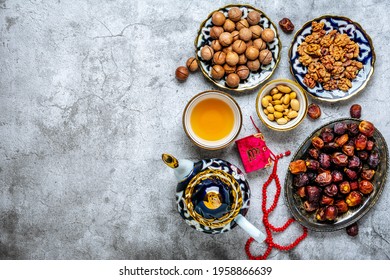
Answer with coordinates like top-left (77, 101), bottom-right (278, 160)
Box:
top-left (274, 111), bottom-right (283, 119)
top-left (290, 91), bottom-right (297, 99)
top-left (290, 99), bottom-right (300, 111)
top-left (277, 118), bottom-right (288, 125)
top-left (261, 85), bottom-right (301, 126)
top-left (272, 93), bottom-right (283, 100)
top-left (267, 105), bottom-right (275, 114)
top-left (272, 100), bottom-right (282, 105)
top-left (261, 97), bottom-right (269, 108)
top-left (276, 85), bottom-right (292, 93)
top-left (274, 105), bottom-right (284, 112)
top-left (265, 95), bottom-right (273, 102)
top-left (287, 111), bottom-right (298, 119)
top-left (283, 94), bottom-right (290, 105)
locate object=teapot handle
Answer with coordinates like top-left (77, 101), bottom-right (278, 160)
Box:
top-left (235, 214), bottom-right (266, 243)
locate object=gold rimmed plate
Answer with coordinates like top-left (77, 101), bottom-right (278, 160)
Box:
top-left (289, 15), bottom-right (376, 102)
top-left (195, 4), bottom-right (281, 92)
top-left (284, 118), bottom-right (388, 231)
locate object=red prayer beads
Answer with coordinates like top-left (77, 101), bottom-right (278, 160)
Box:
top-left (245, 118), bottom-right (307, 259)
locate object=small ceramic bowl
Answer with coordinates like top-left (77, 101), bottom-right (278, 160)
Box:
top-left (256, 79), bottom-right (308, 131)
top-left (195, 4), bottom-right (281, 92)
top-left (183, 90), bottom-right (242, 150)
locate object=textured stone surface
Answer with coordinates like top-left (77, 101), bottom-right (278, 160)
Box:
top-left (0, 0), bottom-right (389, 260)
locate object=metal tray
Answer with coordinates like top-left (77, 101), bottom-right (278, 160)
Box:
top-left (284, 118), bottom-right (388, 231)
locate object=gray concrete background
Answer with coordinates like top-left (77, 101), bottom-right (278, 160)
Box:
top-left (0, 0), bottom-right (389, 260)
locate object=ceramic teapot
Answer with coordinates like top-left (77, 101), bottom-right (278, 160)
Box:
top-left (162, 154), bottom-right (265, 243)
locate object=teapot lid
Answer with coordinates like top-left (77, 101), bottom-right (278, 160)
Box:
top-left (184, 169), bottom-right (243, 228)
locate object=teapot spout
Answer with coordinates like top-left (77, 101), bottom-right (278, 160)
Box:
top-left (162, 154), bottom-right (179, 169)
top-left (162, 153), bottom-right (194, 181)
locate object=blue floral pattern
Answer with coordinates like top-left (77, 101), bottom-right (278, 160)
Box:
top-left (289, 16), bottom-right (375, 101)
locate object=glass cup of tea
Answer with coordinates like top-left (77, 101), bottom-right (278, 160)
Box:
top-left (183, 90), bottom-right (242, 150)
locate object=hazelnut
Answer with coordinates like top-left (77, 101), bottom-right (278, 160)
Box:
top-left (236, 65), bottom-right (250, 80)
top-left (238, 54), bottom-right (247, 65)
top-left (245, 46), bottom-right (260, 60)
top-left (232, 40), bottom-right (247, 54)
top-left (228, 7), bottom-right (242, 22)
top-left (253, 38), bottom-right (267, 50)
top-left (210, 26), bottom-right (224, 39)
top-left (226, 51), bottom-right (239, 66)
top-left (175, 66), bottom-right (189, 82)
top-left (213, 51), bottom-right (226, 65)
top-left (261, 28), bottom-right (275, 42)
top-left (223, 19), bottom-right (235, 32)
top-left (236, 18), bottom-right (249, 30)
top-left (222, 45), bottom-right (233, 54)
top-left (219, 32), bottom-right (233, 46)
top-left (226, 73), bottom-right (240, 88)
top-left (200, 45), bottom-right (214, 61)
top-left (186, 57), bottom-right (198, 72)
top-left (249, 25), bottom-right (263, 39)
top-left (223, 63), bottom-right (236, 74)
top-left (211, 40), bottom-right (222, 51)
top-left (211, 64), bottom-right (225, 80)
top-left (239, 27), bottom-right (252, 41)
top-left (212, 11), bottom-right (226, 26)
top-left (231, 30), bottom-right (240, 41)
top-left (247, 11), bottom-right (261, 25)
top-left (247, 59), bottom-right (260, 71)
top-left (259, 49), bottom-right (273, 65)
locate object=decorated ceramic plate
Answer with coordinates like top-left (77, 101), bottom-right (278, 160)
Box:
top-left (284, 118), bottom-right (388, 231)
top-left (195, 4), bottom-right (281, 92)
top-left (289, 15), bottom-right (375, 101)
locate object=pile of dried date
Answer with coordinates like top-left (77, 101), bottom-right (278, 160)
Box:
top-left (289, 120), bottom-right (380, 225)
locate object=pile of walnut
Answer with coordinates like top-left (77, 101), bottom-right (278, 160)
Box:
top-left (289, 120), bottom-right (379, 223)
top-left (200, 7), bottom-right (275, 88)
top-left (298, 21), bottom-right (363, 91)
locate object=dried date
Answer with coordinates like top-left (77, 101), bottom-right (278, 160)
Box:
top-left (279, 18), bottom-right (295, 33)
top-left (350, 104), bottom-right (362, 119)
top-left (307, 103), bottom-right (321, 119)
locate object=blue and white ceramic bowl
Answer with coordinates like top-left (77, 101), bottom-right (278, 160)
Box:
top-left (195, 4), bottom-right (281, 92)
top-left (289, 15), bottom-right (375, 102)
